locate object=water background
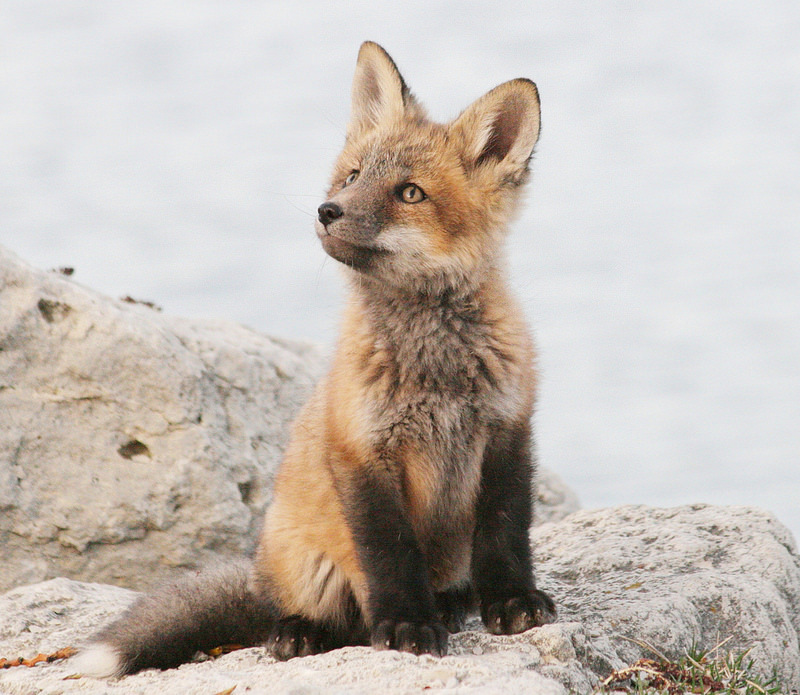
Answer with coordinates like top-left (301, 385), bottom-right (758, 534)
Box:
top-left (2, 2), bottom-right (799, 539)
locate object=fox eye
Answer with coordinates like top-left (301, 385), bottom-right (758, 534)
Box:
top-left (399, 183), bottom-right (426, 204)
top-left (344, 170), bottom-right (359, 187)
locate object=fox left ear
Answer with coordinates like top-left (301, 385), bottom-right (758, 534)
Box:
top-left (348, 42), bottom-right (420, 138)
top-left (450, 78), bottom-right (541, 177)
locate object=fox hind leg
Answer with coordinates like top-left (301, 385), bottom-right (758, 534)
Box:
top-left (434, 584), bottom-right (475, 634)
top-left (266, 615), bottom-right (365, 660)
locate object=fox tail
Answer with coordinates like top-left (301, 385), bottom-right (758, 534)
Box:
top-left (72, 561), bottom-right (275, 677)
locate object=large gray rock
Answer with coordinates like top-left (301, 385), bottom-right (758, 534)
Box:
top-left (0, 244), bottom-right (578, 593)
top-left (536, 504), bottom-right (800, 688)
top-left (0, 245), bottom-right (325, 592)
top-left (0, 505), bottom-right (797, 694)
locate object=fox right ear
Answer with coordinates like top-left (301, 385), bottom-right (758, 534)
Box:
top-left (348, 42), bottom-right (417, 137)
top-left (450, 78), bottom-right (541, 179)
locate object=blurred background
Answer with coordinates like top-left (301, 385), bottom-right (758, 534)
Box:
top-left (2, 1), bottom-right (798, 539)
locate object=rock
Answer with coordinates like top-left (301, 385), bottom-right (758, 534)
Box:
top-left (0, 245), bottom-right (325, 592)
top-left (535, 467), bottom-right (580, 524)
top-left (0, 244), bottom-right (579, 593)
top-left (1, 505), bottom-right (797, 694)
top-left (533, 504), bottom-right (800, 689)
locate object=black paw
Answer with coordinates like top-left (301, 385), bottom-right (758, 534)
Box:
top-left (435, 585), bottom-right (473, 633)
top-left (482, 589), bottom-right (556, 635)
top-left (371, 619), bottom-right (448, 656)
top-left (266, 616), bottom-right (330, 660)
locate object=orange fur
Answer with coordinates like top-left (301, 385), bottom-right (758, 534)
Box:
top-left (255, 42), bottom-right (543, 630)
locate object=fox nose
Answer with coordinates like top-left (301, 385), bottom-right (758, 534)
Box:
top-left (318, 201), bottom-right (344, 226)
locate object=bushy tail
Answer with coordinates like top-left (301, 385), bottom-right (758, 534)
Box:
top-left (73, 561), bottom-right (276, 677)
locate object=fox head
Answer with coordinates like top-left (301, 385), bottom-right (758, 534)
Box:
top-left (316, 42), bottom-right (540, 292)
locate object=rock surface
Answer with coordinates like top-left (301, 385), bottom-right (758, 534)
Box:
top-left (0, 244), bottom-right (325, 592)
top-left (1, 505), bottom-right (798, 694)
top-left (537, 504), bottom-right (800, 689)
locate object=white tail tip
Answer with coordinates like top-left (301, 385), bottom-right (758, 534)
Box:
top-left (71, 643), bottom-right (123, 678)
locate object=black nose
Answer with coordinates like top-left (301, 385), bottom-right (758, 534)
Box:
top-left (318, 201), bottom-right (344, 226)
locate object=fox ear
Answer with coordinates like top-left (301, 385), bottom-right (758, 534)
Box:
top-left (348, 42), bottom-right (417, 137)
top-left (450, 79), bottom-right (541, 176)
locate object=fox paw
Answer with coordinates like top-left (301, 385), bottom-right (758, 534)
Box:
top-left (482, 589), bottom-right (556, 635)
top-left (371, 619), bottom-right (448, 656)
top-left (267, 616), bottom-right (331, 660)
top-left (435, 586), bottom-right (473, 633)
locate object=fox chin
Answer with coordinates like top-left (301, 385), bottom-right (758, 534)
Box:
top-left (75, 40), bottom-right (556, 678)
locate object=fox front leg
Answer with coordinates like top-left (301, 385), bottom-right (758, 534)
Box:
top-left (472, 421), bottom-right (557, 634)
top-left (341, 466), bottom-right (448, 656)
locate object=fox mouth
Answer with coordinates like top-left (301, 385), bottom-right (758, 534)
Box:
top-left (319, 233), bottom-right (388, 271)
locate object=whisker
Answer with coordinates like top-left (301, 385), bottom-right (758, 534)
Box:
top-left (264, 191), bottom-right (322, 199)
top-left (315, 255), bottom-right (329, 293)
top-left (278, 194), bottom-right (316, 219)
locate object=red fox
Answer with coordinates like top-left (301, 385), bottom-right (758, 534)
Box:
top-left (74, 41), bottom-right (556, 677)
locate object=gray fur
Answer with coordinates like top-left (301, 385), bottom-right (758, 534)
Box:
top-left (345, 277), bottom-right (530, 589)
top-left (84, 562), bottom-right (275, 674)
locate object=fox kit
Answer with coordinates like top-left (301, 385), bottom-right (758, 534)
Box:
top-left (75, 42), bottom-right (556, 677)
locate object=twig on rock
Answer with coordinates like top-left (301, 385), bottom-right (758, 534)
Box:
top-left (0, 646), bottom-right (77, 669)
